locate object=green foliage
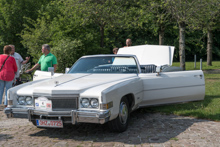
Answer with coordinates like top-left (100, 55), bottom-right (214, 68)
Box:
top-left (188, 0), bottom-right (220, 31)
top-left (52, 39), bottom-right (83, 72)
top-left (0, 0), bottom-right (219, 68)
top-left (21, 17), bottom-right (53, 63)
top-left (140, 0), bottom-right (173, 36)
top-left (65, 0), bottom-right (129, 48)
top-left (0, 0), bottom-right (52, 55)
top-left (21, 0), bottom-right (101, 72)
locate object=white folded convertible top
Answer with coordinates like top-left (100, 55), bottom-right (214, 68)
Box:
top-left (118, 44), bottom-right (175, 66)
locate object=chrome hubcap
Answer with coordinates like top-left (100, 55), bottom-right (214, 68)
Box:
top-left (119, 102), bottom-right (128, 124)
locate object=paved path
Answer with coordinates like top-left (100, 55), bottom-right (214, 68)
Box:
top-left (0, 105), bottom-right (219, 147)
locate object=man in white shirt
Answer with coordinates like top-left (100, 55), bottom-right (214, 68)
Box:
top-left (9, 45), bottom-right (30, 84)
top-left (124, 38), bottom-right (132, 47)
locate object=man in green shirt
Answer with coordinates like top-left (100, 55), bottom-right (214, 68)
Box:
top-left (26, 44), bottom-right (57, 73)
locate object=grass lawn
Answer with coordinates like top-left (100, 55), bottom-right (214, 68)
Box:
top-left (172, 61), bottom-right (220, 70)
top-left (142, 61), bottom-right (220, 121)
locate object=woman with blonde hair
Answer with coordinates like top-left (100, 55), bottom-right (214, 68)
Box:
top-left (0, 45), bottom-right (17, 107)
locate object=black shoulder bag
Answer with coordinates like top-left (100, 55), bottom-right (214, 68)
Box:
top-left (0, 55), bottom-right (10, 72)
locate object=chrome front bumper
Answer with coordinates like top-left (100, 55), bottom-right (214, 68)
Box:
top-left (4, 107), bottom-right (111, 125)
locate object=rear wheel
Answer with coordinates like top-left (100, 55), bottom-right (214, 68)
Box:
top-left (108, 97), bottom-right (130, 132)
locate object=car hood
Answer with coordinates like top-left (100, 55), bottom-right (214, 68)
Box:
top-left (17, 74), bottom-right (137, 96)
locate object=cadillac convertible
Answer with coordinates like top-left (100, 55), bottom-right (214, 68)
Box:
top-left (4, 45), bottom-right (205, 132)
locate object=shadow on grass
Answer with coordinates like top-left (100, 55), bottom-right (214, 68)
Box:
top-left (180, 112), bottom-right (220, 121)
top-left (206, 78), bottom-right (220, 80)
top-left (29, 110), bottom-right (208, 144)
top-left (141, 94), bottom-right (220, 121)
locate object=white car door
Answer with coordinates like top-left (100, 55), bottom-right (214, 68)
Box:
top-left (138, 70), bottom-right (205, 107)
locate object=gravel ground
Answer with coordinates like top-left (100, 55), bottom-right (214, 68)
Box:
top-left (0, 104), bottom-right (220, 147)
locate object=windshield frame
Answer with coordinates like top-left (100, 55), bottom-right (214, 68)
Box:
top-left (68, 54), bottom-right (141, 74)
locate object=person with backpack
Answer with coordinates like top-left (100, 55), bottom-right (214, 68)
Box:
top-left (0, 45), bottom-right (17, 107)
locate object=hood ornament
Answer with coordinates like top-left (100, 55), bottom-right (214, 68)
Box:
top-left (55, 81), bottom-right (59, 86)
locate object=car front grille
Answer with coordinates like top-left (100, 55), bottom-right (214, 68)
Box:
top-left (52, 98), bottom-right (78, 111)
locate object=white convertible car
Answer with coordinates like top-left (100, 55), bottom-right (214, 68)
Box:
top-left (4, 45), bottom-right (205, 132)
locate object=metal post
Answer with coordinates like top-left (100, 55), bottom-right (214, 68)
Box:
top-left (194, 55), bottom-right (196, 69)
top-left (200, 59), bottom-right (202, 70)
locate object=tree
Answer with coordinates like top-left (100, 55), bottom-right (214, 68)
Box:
top-left (65, 0), bottom-right (127, 50)
top-left (140, 0), bottom-right (173, 45)
top-left (21, 17), bottom-right (53, 63)
top-left (0, 0), bottom-right (51, 54)
top-left (21, 0), bottom-right (101, 72)
top-left (188, 0), bottom-right (220, 66)
top-left (165, 0), bottom-right (198, 70)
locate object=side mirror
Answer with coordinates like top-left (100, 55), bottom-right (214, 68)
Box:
top-left (65, 68), bottom-right (70, 74)
top-left (48, 67), bottom-right (54, 76)
top-left (156, 66), bottom-right (161, 76)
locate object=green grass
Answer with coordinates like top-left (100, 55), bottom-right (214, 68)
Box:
top-left (143, 73), bottom-right (220, 121)
top-left (170, 137), bottom-right (179, 141)
top-left (173, 61), bottom-right (220, 70)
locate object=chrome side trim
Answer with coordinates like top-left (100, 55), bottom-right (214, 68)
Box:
top-left (143, 84), bottom-right (205, 91)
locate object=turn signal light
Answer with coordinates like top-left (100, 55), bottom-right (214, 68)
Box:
top-left (100, 101), bottom-right (113, 109)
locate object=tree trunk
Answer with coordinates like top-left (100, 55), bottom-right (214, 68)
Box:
top-left (207, 30), bottom-right (212, 66)
top-left (100, 26), bottom-right (104, 48)
top-left (159, 28), bottom-right (165, 45)
top-left (179, 22), bottom-right (186, 70)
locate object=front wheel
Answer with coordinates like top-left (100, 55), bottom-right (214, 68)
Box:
top-left (108, 97), bottom-right (130, 132)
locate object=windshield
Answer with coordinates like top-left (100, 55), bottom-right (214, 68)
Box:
top-left (69, 56), bottom-right (138, 74)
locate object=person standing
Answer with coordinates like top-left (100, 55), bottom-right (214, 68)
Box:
top-left (9, 45), bottom-right (30, 84)
top-left (124, 38), bottom-right (132, 47)
top-left (26, 44), bottom-right (57, 73)
top-left (0, 45), bottom-right (17, 107)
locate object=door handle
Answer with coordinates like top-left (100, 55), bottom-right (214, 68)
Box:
top-left (194, 75), bottom-right (203, 79)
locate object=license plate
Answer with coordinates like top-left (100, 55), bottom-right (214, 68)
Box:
top-left (36, 119), bottom-right (63, 128)
top-left (35, 97), bottom-right (52, 111)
